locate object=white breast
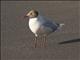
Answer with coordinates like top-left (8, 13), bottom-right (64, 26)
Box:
top-left (29, 18), bottom-right (40, 34)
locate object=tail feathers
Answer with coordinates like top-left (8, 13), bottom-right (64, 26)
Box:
top-left (56, 23), bottom-right (64, 31)
top-left (59, 23), bottom-right (65, 28)
top-left (55, 23), bottom-right (64, 32)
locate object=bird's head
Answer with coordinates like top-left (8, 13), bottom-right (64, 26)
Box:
top-left (24, 10), bottom-right (38, 18)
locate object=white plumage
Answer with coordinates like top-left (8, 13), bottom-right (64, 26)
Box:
top-left (29, 17), bottom-right (40, 36)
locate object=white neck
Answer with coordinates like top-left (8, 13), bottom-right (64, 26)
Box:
top-left (29, 17), bottom-right (38, 21)
top-left (29, 15), bottom-right (43, 20)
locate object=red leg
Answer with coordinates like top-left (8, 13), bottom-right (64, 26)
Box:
top-left (34, 37), bottom-right (37, 48)
top-left (43, 35), bottom-right (47, 48)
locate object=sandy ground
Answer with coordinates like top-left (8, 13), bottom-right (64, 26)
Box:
top-left (1, 1), bottom-right (80, 60)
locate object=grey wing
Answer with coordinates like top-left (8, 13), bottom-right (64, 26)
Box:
top-left (42, 19), bottom-right (59, 32)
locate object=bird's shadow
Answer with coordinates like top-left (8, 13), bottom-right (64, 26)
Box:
top-left (59, 38), bottom-right (80, 44)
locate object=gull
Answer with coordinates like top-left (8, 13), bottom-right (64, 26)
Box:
top-left (24, 10), bottom-right (64, 48)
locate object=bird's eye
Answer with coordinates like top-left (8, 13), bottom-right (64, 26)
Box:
top-left (30, 13), bottom-right (32, 15)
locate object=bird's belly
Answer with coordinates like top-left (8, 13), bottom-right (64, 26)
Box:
top-left (29, 20), bottom-right (40, 34)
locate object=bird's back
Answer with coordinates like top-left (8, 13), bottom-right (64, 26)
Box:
top-left (40, 17), bottom-right (59, 32)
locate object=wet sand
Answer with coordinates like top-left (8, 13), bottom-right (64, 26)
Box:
top-left (1, 1), bottom-right (80, 60)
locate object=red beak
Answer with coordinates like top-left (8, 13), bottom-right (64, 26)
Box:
top-left (24, 15), bottom-right (28, 18)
